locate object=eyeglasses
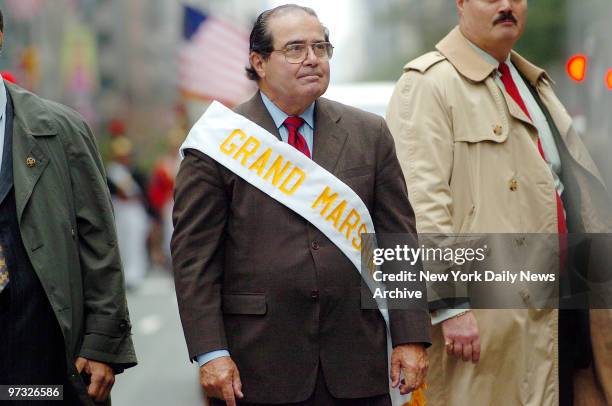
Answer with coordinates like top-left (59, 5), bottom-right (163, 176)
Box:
top-left (272, 42), bottom-right (334, 64)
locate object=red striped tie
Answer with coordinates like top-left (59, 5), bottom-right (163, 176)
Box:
top-left (283, 116), bottom-right (311, 158)
top-left (498, 62), bottom-right (567, 235)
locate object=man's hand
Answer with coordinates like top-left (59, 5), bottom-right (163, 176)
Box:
top-left (200, 356), bottom-right (244, 406)
top-left (441, 310), bottom-right (480, 363)
top-left (75, 357), bottom-right (115, 403)
top-left (390, 343), bottom-right (428, 395)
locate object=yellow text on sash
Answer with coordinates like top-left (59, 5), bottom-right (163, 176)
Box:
top-left (220, 129), bottom-right (306, 196)
top-left (311, 186), bottom-right (368, 251)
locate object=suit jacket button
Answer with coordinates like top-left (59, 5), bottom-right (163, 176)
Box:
top-left (311, 241), bottom-right (320, 250)
top-left (26, 157), bottom-right (36, 167)
top-left (310, 290), bottom-right (319, 300)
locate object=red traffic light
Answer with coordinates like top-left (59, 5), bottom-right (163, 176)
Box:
top-left (566, 54), bottom-right (587, 83)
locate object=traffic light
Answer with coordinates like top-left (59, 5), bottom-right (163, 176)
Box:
top-left (566, 54), bottom-right (612, 90)
top-left (566, 54), bottom-right (587, 83)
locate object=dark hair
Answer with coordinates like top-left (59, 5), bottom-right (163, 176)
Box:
top-left (245, 4), bottom-right (329, 81)
top-left (0, 9), bottom-right (3, 33)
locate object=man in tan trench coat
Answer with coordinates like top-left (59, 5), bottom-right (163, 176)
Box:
top-left (386, 0), bottom-right (612, 405)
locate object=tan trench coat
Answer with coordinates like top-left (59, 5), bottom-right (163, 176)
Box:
top-left (386, 27), bottom-right (612, 406)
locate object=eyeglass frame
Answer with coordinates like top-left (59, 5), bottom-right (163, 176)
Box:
top-left (270, 41), bottom-right (334, 64)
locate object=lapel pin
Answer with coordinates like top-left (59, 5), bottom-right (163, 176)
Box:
top-left (26, 157), bottom-right (36, 168)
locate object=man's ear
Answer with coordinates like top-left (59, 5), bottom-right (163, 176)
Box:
top-left (0, 32), bottom-right (4, 51)
top-left (456, 0), bottom-right (466, 15)
top-left (249, 52), bottom-right (266, 80)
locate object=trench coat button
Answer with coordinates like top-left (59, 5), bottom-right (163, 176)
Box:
top-left (509, 179), bottom-right (519, 191)
top-left (119, 322), bottom-right (128, 332)
top-left (310, 290), bottom-right (320, 300)
top-left (493, 124), bottom-right (503, 136)
top-left (26, 157), bottom-right (36, 167)
top-left (71, 228), bottom-right (76, 238)
top-left (311, 241), bottom-right (320, 250)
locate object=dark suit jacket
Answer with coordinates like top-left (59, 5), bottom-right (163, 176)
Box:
top-left (172, 92), bottom-right (431, 403)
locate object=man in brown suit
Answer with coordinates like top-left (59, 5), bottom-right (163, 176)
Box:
top-left (172, 5), bottom-right (430, 406)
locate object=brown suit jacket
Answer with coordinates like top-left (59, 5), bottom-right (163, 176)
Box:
top-left (171, 92), bottom-right (431, 403)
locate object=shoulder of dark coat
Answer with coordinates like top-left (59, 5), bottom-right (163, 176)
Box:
top-left (317, 96), bottom-right (386, 128)
top-left (7, 82), bottom-right (89, 136)
top-left (316, 97), bottom-right (392, 150)
top-left (233, 92), bottom-right (260, 117)
top-left (38, 99), bottom-right (89, 135)
top-left (402, 51), bottom-right (447, 73)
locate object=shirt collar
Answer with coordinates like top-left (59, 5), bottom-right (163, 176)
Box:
top-left (260, 91), bottom-right (315, 130)
top-left (435, 26), bottom-right (497, 82)
top-left (436, 26), bottom-right (549, 86)
top-left (0, 74), bottom-right (6, 120)
top-left (466, 40), bottom-right (511, 68)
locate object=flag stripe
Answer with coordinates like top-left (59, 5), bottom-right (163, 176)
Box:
top-left (179, 10), bottom-right (255, 106)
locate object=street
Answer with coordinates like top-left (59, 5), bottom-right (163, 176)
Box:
top-left (112, 270), bottom-right (204, 406)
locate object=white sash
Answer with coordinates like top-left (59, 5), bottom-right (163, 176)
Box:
top-left (181, 101), bottom-right (410, 405)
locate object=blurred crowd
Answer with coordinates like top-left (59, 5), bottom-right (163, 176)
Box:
top-left (105, 121), bottom-right (185, 290)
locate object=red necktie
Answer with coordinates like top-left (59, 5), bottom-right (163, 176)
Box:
top-left (498, 62), bottom-right (567, 235)
top-left (283, 116), bottom-right (311, 158)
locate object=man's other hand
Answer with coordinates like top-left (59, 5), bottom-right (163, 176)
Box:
top-left (441, 310), bottom-right (480, 363)
top-left (200, 356), bottom-right (244, 406)
top-left (75, 357), bottom-right (115, 403)
top-left (390, 343), bottom-right (428, 395)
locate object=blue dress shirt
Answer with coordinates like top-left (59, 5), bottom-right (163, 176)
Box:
top-left (260, 91), bottom-right (315, 153)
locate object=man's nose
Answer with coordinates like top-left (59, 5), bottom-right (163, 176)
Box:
top-left (303, 45), bottom-right (319, 66)
top-left (498, 0), bottom-right (513, 12)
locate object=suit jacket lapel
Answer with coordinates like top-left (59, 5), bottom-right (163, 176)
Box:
top-left (235, 93), bottom-right (349, 174)
top-left (234, 92), bottom-right (281, 140)
top-left (312, 98), bottom-right (348, 174)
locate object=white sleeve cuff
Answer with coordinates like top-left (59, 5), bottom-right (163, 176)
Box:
top-left (430, 308), bottom-right (470, 325)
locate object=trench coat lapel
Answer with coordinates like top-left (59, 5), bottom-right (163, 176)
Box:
top-left (8, 84), bottom-right (57, 221)
top-left (437, 27), bottom-right (539, 131)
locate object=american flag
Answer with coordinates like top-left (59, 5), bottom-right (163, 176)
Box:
top-left (4, 0), bottom-right (44, 20)
top-left (178, 6), bottom-right (256, 107)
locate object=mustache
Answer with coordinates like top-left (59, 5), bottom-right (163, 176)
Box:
top-left (494, 11), bottom-right (518, 25)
